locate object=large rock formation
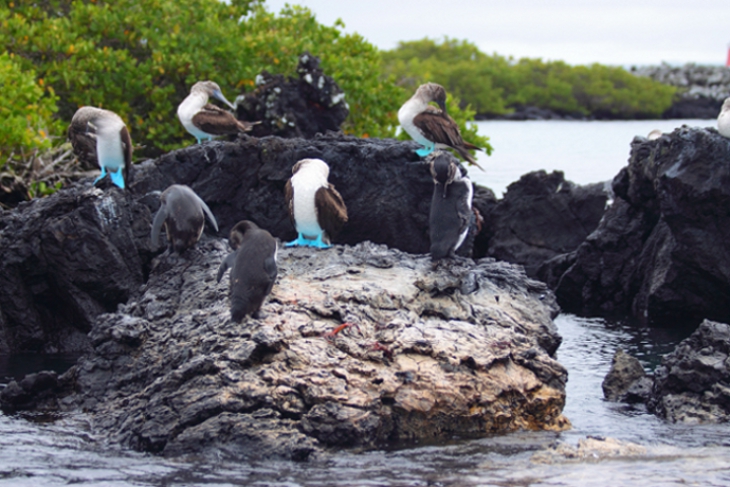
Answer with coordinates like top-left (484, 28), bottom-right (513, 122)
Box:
top-left (549, 126), bottom-right (730, 328)
top-left (0, 240), bottom-right (569, 459)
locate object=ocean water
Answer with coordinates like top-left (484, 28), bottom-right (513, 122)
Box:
top-left (1, 119), bottom-right (729, 486)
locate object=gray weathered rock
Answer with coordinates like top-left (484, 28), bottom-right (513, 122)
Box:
top-left (602, 349), bottom-right (647, 402)
top-left (2, 241), bottom-right (570, 459)
top-left (647, 319), bottom-right (730, 423)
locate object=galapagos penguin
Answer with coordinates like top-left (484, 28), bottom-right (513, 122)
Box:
top-left (398, 82), bottom-right (484, 171)
top-left (217, 220), bottom-right (278, 321)
top-left (177, 80), bottom-right (258, 144)
top-left (428, 151), bottom-right (474, 260)
top-left (718, 97), bottom-right (730, 138)
top-left (151, 184), bottom-right (218, 253)
top-left (284, 158), bottom-right (348, 249)
top-left (69, 106), bottom-right (133, 189)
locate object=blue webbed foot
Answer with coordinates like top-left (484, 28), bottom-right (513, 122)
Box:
top-left (310, 233), bottom-right (331, 249)
top-left (93, 167), bottom-right (108, 185)
top-left (415, 145), bottom-right (435, 157)
top-left (285, 233), bottom-right (311, 247)
top-left (110, 169), bottom-right (125, 189)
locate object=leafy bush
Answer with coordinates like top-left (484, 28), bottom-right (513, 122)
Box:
top-left (0, 52), bottom-right (59, 163)
top-left (383, 38), bottom-right (678, 119)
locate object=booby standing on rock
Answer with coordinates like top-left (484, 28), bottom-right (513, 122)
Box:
top-left (151, 184), bottom-right (218, 253)
top-left (398, 82), bottom-right (485, 171)
top-left (284, 158), bottom-right (348, 249)
top-left (69, 107), bottom-right (132, 189)
top-left (217, 220), bottom-right (278, 321)
top-left (177, 80), bottom-right (257, 143)
top-left (718, 97), bottom-right (730, 138)
top-left (428, 151), bottom-right (474, 260)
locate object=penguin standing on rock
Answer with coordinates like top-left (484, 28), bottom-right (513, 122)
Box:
top-left (217, 220), bottom-right (278, 321)
top-left (284, 158), bottom-right (348, 249)
top-left (68, 106), bottom-right (133, 189)
top-left (151, 184), bottom-right (218, 253)
top-left (718, 97), bottom-right (730, 138)
top-left (428, 151), bottom-right (474, 260)
top-left (177, 80), bottom-right (258, 144)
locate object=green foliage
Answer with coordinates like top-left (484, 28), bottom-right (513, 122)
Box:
top-left (0, 52), bottom-right (60, 163)
top-left (383, 38), bottom-right (678, 119)
top-left (1, 0), bottom-right (403, 158)
top-left (29, 179), bottom-right (62, 198)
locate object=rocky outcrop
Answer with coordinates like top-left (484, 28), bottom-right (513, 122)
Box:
top-left (548, 126), bottom-right (730, 328)
top-left (1, 241), bottom-right (570, 459)
top-left (235, 52), bottom-right (349, 139)
top-left (647, 319), bottom-right (730, 423)
top-left (602, 349), bottom-right (651, 403)
top-left (631, 63), bottom-right (730, 119)
top-left (483, 171), bottom-right (608, 278)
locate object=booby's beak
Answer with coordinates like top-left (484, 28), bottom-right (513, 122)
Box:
top-left (437, 98), bottom-right (447, 115)
top-left (212, 89), bottom-right (236, 110)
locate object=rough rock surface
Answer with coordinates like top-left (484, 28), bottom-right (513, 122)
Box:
top-left (531, 436), bottom-right (647, 463)
top-left (2, 241), bottom-right (570, 459)
top-left (484, 171), bottom-right (608, 278)
top-left (235, 52), bottom-right (349, 139)
top-left (549, 126), bottom-right (730, 328)
top-left (602, 349), bottom-right (647, 402)
top-left (647, 319), bottom-right (730, 423)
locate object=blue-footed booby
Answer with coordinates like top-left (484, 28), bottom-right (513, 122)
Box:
top-left (398, 82), bottom-right (485, 171)
top-left (428, 151), bottom-right (473, 260)
top-left (177, 80), bottom-right (257, 143)
top-left (284, 158), bottom-right (348, 249)
top-left (69, 107), bottom-right (132, 189)
top-left (151, 184), bottom-right (218, 253)
top-left (217, 220), bottom-right (278, 321)
top-left (718, 97), bottom-right (730, 138)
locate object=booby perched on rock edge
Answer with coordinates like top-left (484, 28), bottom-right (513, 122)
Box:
top-left (398, 82), bottom-right (485, 171)
top-left (69, 107), bottom-right (132, 189)
top-left (217, 220), bottom-right (278, 321)
top-left (428, 151), bottom-right (474, 260)
top-left (151, 184), bottom-right (219, 253)
top-left (718, 97), bottom-right (730, 138)
top-left (177, 80), bottom-right (258, 143)
top-left (284, 158), bottom-right (348, 249)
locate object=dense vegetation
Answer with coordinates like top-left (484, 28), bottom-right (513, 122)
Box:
top-left (382, 38), bottom-right (678, 119)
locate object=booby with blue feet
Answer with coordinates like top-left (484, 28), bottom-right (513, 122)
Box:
top-left (69, 106), bottom-right (132, 189)
top-left (177, 80), bottom-right (258, 144)
top-left (151, 184), bottom-right (218, 253)
top-left (428, 151), bottom-right (474, 260)
top-left (217, 220), bottom-right (278, 321)
top-left (398, 82), bottom-right (484, 171)
top-left (284, 158), bottom-right (348, 249)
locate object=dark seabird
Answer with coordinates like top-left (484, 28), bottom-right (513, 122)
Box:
top-left (428, 151), bottom-right (474, 260)
top-left (217, 220), bottom-right (278, 321)
top-left (151, 184), bottom-right (218, 253)
top-left (398, 82), bottom-right (485, 171)
top-left (284, 158), bottom-right (348, 249)
top-left (177, 80), bottom-right (257, 143)
top-left (68, 106), bottom-right (132, 189)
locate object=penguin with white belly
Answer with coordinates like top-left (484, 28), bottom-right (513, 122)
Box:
top-left (284, 158), bottom-right (348, 249)
top-left (217, 220), bottom-right (278, 321)
top-left (428, 151), bottom-right (474, 260)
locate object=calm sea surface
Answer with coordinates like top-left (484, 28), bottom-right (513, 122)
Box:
top-left (1, 120), bottom-right (729, 486)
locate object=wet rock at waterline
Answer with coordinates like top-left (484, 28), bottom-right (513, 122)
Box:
top-left (548, 126), bottom-right (730, 329)
top-left (2, 242), bottom-right (570, 459)
top-left (602, 349), bottom-right (649, 403)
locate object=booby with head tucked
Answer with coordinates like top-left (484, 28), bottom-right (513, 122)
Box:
top-left (69, 106), bottom-right (132, 189)
top-left (428, 151), bottom-right (474, 260)
top-left (217, 220), bottom-right (278, 321)
top-left (284, 158), bottom-right (348, 249)
top-left (177, 80), bottom-right (257, 143)
top-left (151, 184), bottom-right (218, 253)
top-left (718, 97), bottom-right (730, 138)
top-left (398, 82), bottom-right (484, 171)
